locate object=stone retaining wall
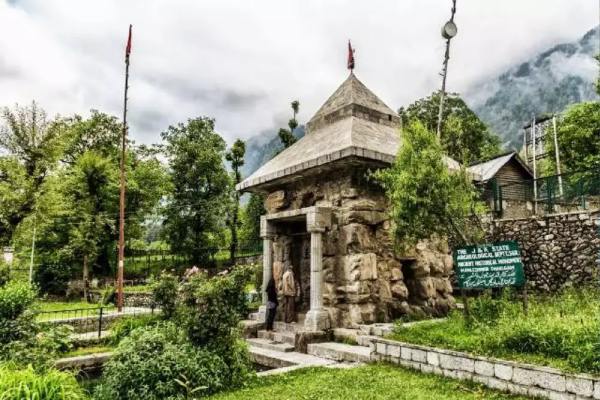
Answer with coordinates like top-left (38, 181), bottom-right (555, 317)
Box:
top-left (370, 337), bottom-right (600, 399)
top-left (487, 210), bottom-right (600, 292)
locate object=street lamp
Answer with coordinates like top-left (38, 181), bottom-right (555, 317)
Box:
top-left (436, 0), bottom-right (458, 139)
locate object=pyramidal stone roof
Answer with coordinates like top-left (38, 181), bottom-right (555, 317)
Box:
top-left (237, 73), bottom-right (457, 192)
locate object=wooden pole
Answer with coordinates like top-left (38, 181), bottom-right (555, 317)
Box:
top-left (117, 25), bottom-right (132, 312)
top-left (436, 0), bottom-right (457, 139)
top-left (522, 285), bottom-right (529, 316)
top-left (83, 254), bottom-right (89, 302)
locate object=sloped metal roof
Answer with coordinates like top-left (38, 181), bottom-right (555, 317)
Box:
top-left (237, 73), bottom-right (463, 192)
top-left (467, 152), bottom-right (531, 182)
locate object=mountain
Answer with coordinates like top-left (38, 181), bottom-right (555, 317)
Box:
top-left (242, 27), bottom-right (599, 177)
top-left (241, 125), bottom-right (305, 179)
top-left (467, 26), bottom-right (599, 149)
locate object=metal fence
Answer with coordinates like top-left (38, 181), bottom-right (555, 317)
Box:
top-left (494, 169), bottom-right (600, 216)
top-left (38, 305), bottom-right (155, 338)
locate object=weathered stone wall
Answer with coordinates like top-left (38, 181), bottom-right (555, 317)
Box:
top-left (487, 210), bottom-right (600, 292)
top-left (371, 337), bottom-right (600, 400)
top-left (266, 169), bottom-right (455, 328)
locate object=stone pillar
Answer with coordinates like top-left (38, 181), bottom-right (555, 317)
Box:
top-left (304, 208), bottom-right (332, 331)
top-left (258, 216), bottom-right (275, 322)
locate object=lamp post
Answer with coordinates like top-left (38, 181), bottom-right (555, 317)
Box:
top-left (436, 0), bottom-right (458, 139)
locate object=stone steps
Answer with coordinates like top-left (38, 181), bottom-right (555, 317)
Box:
top-left (307, 342), bottom-right (371, 363)
top-left (248, 345), bottom-right (335, 369)
top-left (258, 330), bottom-right (296, 345)
top-left (247, 338), bottom-right (295, 353)
top-left (273, 321), bottom-right (304, 333)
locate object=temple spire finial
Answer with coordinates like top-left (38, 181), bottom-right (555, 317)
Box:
top-left (347, 40), bottom-right (355, 71)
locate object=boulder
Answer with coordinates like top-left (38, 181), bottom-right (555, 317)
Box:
top-left (265, 190), bottom-right (287, 212)
top-left (414, 278), bottom-right (435, 299)
top-left (391, 281), bottom-right (409, 300)
top-left (340, 223), bottom-right (375, 253)
top-left (342, 253), bottom-right (378, 281)
top-left (339, 209), bottom-right (387, 226)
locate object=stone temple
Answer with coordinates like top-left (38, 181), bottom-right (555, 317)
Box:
top-left (237, 72), bottom-right (455, 331)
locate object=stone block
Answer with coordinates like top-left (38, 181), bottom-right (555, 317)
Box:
top-left (414, 278), bottom-right (436, 300)
top-left (421, 364), bottom-right (434, 374)
top-left (505, 382), bottom-right (529, 396)
top-left (528, 387), bottom-right (550, 399)
top-left (439, 354), bottom-right (474, 372)
top-left (390, 265), bottom-right (403, 281)
top-left (535, 370), bottom-right (566, 392)
top-left (342, 253), bottom-right (378, 282)
top-left (474, 360), bottom-right (494, 377)
top-left (388, 345), bottom-right (400, 358)
top-left (512, 367), bottom-right (536, 386)
top-left (400, 347), bottom-right (412, 360)
top-left (340, 224), bottom-right (375, 253)
top-left (487, 377), bottom-right (508, 391)
top-left (565, 376), bottom-right (593, 397)
top-left (593, 380), bottom-right (600, 399)
top-left (340, 210), bottom-right (387, 226)
top-left (265, 190), bottom-right (286, 212)
top-left (427, 351), bottom-right (440, 366)
top-left (494, 363), bottom-right (513, 381)
top-left (391, 282), bottom-right (409, 300)
top-left (546, 392), bottom-right (575, 400)
top-left (400, 360), bottom-right (422, 371)
top-left (411, 349), bottom-right (427, 363)
top-left (376, 342), bottom-right (386, 355)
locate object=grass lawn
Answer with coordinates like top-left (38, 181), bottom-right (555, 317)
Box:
top-left (389, 289), bottom-right (600, 374)
top-left (209, 364), bottom-right (529, 400)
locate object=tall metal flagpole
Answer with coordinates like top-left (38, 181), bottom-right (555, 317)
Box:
top-left (436, 0), bottom-right (458, 139)
top-left (117, 24), bottom-right (132, 312)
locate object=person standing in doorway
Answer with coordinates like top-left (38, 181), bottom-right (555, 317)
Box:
top-left (265, 277), bottom-right (278, 331)
top-left (282, 265), bottom-right (296, 323)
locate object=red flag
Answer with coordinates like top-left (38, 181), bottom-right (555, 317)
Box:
top-left (347, 40), bottom-right (355, 70)
top-left (125, 24), bottom-right (132, 58)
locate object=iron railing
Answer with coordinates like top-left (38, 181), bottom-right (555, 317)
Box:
top-left (38, 305), bottom-right (155, 338)
top-left (493, 169), bottom-right (600, 216)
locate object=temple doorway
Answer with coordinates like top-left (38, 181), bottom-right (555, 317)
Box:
top-left (281, 221), bottom-right (311, 314)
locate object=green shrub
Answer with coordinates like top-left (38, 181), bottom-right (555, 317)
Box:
top-left (109, 314), bottom-right (159, 345)
top-left (95, 324), bottom-right (227, 400)
top-left (0, 282), bottom-right (37, 348)
top-left (0, 364), bottom-right (87, 400)
top-left (0, 281), bottom-right (36, 321)
top-left (152, 272), bottom-right (178, 319)
top-left (184, 266), bottom-right (252, 349)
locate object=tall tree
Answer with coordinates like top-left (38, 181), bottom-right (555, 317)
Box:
top-left (161, 117), bottom-right (230, 266)
top-left (278, 100), bottom-right (300, 149)
top-left (0, 102), bottom-right (65, 243)
top-left (399, 92), bottom-right (501, 164)
top-left (225, 139), bottom-right (246, 264)
top-left (553, 102), bottom-right (600, 174)
top-left (11, 112), bottom-right (168, 291)
top-left (374, 121), bottom-right (485, 248)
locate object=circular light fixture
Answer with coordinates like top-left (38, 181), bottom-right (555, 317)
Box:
top-left (441, 20), bottom-right (458, 39)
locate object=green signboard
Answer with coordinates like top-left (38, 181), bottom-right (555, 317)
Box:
top-left (454, 241), bottom-right (525, 289)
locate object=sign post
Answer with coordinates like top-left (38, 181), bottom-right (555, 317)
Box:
top-left (454, 241), bottom-right (526, 315)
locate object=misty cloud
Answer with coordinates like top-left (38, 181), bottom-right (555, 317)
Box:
top-left (0, 0), bottom-right (597, 145)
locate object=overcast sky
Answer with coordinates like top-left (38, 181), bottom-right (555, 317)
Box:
top-left (0, 0), bottom-right (598, 145)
